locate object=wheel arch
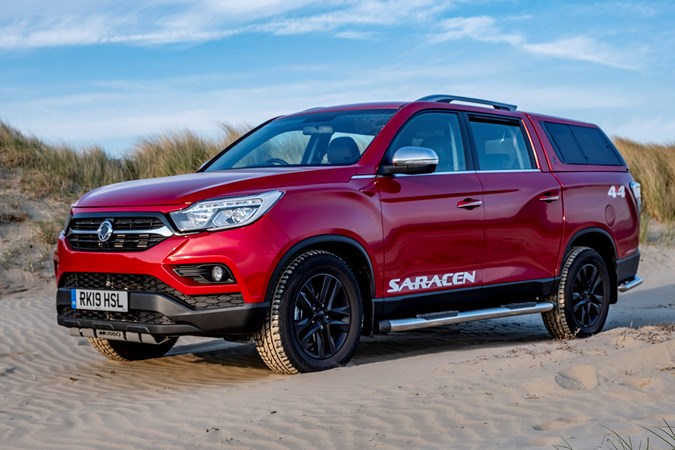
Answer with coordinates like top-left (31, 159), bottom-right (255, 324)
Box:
top-left (266, 235), bottom-right (376, 334)
top-left (563, 227), bottom-right (618, 304)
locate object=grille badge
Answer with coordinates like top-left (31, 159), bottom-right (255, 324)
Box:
top-left (97, 220), bottom-right (114, 243)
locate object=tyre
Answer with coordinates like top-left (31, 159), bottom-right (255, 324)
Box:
top-left (543, 246), bottom-right (611, 339)
top-left (254, 250), bottom-right (363, 374)
top-left (88, 337), bottom-right (178, 361)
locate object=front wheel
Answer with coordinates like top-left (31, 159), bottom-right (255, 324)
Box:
top-left (543, 246), bottom-right (611, 339)
top-left (254, 250), bottom-right (363, 374)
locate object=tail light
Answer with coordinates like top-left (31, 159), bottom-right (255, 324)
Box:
top-left (629, 181), bottom-right (641, 212)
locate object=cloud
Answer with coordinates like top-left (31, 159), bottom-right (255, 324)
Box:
top-left (0, 0), bottom-right (457, 49)
top-left (334, 30), bottom-right (378, 40)
top-left (522, 36), bottom-right (635, 70)
top-left (431, 15), bottom-right (636, 70)
top-left (431, 16), bottom-right (521, 45)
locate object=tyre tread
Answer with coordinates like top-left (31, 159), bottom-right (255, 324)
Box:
top-left (543, 246), bottom-right (606, 339)
top-left (254, 250), bottom-right (356, 375)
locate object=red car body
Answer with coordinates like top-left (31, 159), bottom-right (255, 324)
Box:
top-left (55, 95), bottom-right (641, 372)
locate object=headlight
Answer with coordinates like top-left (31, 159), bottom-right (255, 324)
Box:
top-left (170, 191), bottom-right (283, 232)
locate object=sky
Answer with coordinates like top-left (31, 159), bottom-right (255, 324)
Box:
top-left (1, 0), bottom-right (674, 155)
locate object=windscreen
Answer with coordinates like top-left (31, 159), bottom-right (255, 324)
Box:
top-left (205, 109), bottom-right (395, 170)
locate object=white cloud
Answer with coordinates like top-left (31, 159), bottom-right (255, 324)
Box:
top-left (431, 16), bottom-right (521, 45)
top-left (522, 36), bottom-right (635, 70)
top-left (0, 0), bottom-right (458, 48)
top-left (334, 30), bottom-right (378, 40)
top-left (254, 0), bottom-right (452, 35)
top-left (432, 15), bottom-right (637, 70)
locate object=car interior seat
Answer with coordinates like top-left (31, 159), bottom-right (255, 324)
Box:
top-left (327, 137), bottom-right (360, 164)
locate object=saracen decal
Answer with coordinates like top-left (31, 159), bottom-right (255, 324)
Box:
top-left (387, 271), bottom-right (477, 293)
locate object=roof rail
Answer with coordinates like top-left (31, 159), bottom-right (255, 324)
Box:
top-left (417, 94), bottom-right (517, 112)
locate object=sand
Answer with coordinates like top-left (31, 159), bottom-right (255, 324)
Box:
top-left (0, 245), bottom-right (673, 449)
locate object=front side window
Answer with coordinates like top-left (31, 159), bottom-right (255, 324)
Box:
top-left (205, 110), bottom-right (395, 170)
top-left (469, 117), bottom-right (535, 171)
top-left (387, 112), bottom-right (467, 172)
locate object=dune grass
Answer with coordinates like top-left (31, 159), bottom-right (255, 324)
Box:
top-left (554, 419), bottom-right (675, 450)
top-left (0, 122), bottom-right (247, 202)
top-left (615, 138), bottom-right (675, 223)
top-left (1, 121), bottom-right (674, 227)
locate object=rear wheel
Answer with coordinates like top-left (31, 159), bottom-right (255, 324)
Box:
top-left (543, 246), bottom-right (611, 339)
top-left (88, 337), bottom-right (178, 361)
top-left (254, 250), bottom-right (363, 374)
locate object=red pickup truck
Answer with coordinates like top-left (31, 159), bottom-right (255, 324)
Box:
top-left (55, 94), bottom-right (642, 374)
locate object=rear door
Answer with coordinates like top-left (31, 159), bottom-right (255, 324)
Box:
top-left (465, 113), bottom-right (563, 291)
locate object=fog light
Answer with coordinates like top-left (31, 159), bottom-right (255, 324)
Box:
top-left (211, 265), bottom-right (225, 282)
top-left (173, 264), bottom-right (234, 284)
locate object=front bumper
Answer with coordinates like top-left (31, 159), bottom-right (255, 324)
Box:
top-left (56, 288), bottom-right (269, 337)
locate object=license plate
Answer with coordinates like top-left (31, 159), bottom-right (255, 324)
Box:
top-left (71, 289), bottom-right (128, 312)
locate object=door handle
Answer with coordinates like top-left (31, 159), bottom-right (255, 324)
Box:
top-left (457, 199), bottom-right (482, 209)
top-left (539, 193), bottom-right (560, 203)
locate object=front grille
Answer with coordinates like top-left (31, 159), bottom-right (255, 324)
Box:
top-left (66, 216), bottom-right (170, 251)
top-left (60, 273), bottom-right (245, 310)
top-left (58, 306), bottom-right (175, 325)
top-left (70, 217), bottom-right (165, 231)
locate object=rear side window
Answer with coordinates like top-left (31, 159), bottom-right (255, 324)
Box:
top-left (543, 122), bottom-right (624, 166)
top-left (469, 117), bottom-right (535, 170)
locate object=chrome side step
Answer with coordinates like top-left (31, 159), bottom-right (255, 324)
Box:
top-left (69, 328), bottom-right (169, 344)
top-left (618, 275), bottom-right (643, 293)
top-left (378, 302), bottom-right (554, 333)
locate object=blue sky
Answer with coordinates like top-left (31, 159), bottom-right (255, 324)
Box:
top-left (1, 0), bottom-right (674, 155)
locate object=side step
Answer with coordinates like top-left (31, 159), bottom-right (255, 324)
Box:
top-left (618, 275), bottom-right (643, 293)
top-left (377, 302), bottom-right (554, 333)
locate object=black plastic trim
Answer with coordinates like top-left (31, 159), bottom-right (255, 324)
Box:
top-left (564, 227), bottom-right (618, 265)
top-left (373, 278), bottom-right (557, 321)
top-left (56, 289), bottom-right (268, 336)
top-left (270, 235), bottom-right (376, 297)
top-left (616, 251), bottom-right (640, 284)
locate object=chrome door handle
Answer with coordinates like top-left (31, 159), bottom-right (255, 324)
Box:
top-left (539, 194), bottom-right (560, 203)
top-left (457, 199), bottom-right (482, 209)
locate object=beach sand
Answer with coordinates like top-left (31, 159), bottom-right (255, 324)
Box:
top-left (1, 245), bottom-right (673, 449)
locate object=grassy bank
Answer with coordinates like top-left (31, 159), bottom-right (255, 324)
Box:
top-left (1, 121), bottom-right (674, 225)
top-left (0, 122), bottom-right (247, 203)
top-left (615, 138), bottom-right (675, 223)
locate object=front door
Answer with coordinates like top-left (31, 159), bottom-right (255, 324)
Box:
top-left (377, 111), bottom-right (484, 316)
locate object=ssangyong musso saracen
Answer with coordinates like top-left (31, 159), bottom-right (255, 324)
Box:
top-left (55, 94), bottom-right (643, 374)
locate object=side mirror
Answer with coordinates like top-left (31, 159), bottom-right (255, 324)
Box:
top-left (380, 146), bottom-right (439, 175)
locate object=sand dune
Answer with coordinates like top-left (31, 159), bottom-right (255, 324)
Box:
top-left (1, 245), bottom-right (673, 449)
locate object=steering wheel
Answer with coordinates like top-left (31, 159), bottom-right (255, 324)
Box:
top-left (265, 158), bottom-right (289, 166)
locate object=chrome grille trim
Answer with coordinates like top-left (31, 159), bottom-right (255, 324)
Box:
top-left (68, 226), bottom-right (173, 237)
top-left (66, 215), bottom-right (174, 251)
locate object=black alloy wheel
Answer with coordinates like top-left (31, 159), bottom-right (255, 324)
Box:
top-left (542, 246), bottom-right (611, 339)
top-left (571, 263), bottom-right (605, 329)
top-left (254, 250), bottom-right (363, 374)
top-left (293, 273), bottom-right (352, 359)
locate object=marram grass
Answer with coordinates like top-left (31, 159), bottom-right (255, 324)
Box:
top-left (1, 121), bottom-right (674, 226)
